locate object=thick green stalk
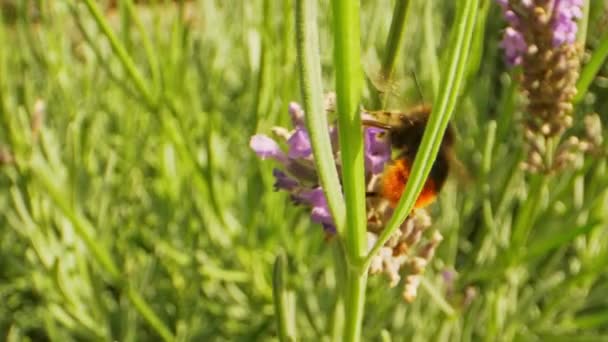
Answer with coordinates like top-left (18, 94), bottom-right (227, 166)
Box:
top-left (364, 0), bottom-right (480, 268)
top-left (330, 0), bottom-right (367, 341)
top-left (329, 242), bottom-right (347, 342)
top-left (344, 272), bottom-right (367, 342)
top-left (330, 0), bottom-right (366, 268)
top-left (294, 0), bottom-right (346, 233)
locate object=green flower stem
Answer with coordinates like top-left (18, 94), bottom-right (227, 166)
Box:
top-left (364, 0), bottom-right (479, 268)
top-left (344, 272), bottom-right (367, 342)
top-left (330, 0), bottom-right (367, 340)
top-left (294, 0), bottom-right (346, 232)
top-left (510, 175), bottom-right (548, 257)
top-left (81, 0), bottom-right (155, 108)
top-left (329, 242), bottom-right (346, 342)
top-left (330, 0), bottom-right (366, 266)
top-left (574, 31), bottom-right (608, 104)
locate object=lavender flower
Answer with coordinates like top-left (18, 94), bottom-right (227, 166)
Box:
top-left (498, 0), bottom-right (583, 66)
top-left (252, 100), bottom-right (446, 300)
top-left (250, 101), bottom-right (391, 233)
top-left (497, 0), bottom-right (584, 172)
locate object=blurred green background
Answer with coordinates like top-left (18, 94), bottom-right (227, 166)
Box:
top-left (1, 1), bottom-right (608, 341)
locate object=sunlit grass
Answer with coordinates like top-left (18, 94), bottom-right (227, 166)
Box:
top-left (0, 1), bottom-right (607, 341)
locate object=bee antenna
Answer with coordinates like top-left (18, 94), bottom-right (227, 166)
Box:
top-left (411, 70), bottom-right (425, 104)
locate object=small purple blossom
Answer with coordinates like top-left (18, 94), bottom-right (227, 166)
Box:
top-left (497, 0), bottom-right (583, 66)
top-left (251, 102), bottom-right (392, 234)
top-left (501, 27), bottom-right (527, 66)
top-left (552, 0), bottom-right (584, 46)
top-left (287, 128), bottom-right (312, 158)
top-left (272, 169), bottom-right (299, 191)
top-left (250, 135), bottom-right (287, 163)
top-left (496, 0), bottom-right (583, 171)
top-left (294, 188), bottom-right (333, 225)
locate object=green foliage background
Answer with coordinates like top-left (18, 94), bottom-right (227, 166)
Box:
top-left (0, 0), bottom-right (607, 341)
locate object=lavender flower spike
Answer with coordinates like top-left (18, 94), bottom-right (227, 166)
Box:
top-left (251, 101), bottom-right (391, 234)
top-left (253, 100), bottom-right (446, 300)
top-left (497, 0), bottom-right (584, 172)
top-left (498, 0), bottom-right (583, 67)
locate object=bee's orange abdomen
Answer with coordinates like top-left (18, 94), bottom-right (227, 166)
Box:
top-left (381, 159), bottom-right (438, 209)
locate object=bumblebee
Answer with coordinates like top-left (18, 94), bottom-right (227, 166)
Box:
top-left (363, 105), bottom-right (455, 208)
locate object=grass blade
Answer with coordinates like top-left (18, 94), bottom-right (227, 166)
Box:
top-left (365, 0), bottom-right (480, 268)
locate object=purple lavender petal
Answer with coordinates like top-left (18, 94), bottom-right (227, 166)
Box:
top-left (310, 205), bottom-right (333, 225)
top-left (294, 187), bottom-right (324, 206)
top-left (504, 10), bottom-right (519, 26)
top-left (501, 27), bottom-right (527, 66)
top-left (292, 187), bottom-right (335, 226)
top-left (287, 128), bottom-right (312, 158)
top-left (285, 159), bottom-right (318, 183)
top-left (552, 21), bottom-right (575, 46)
top-left (272, 168), bottom-right (299, 191)
top-left (250, 134), bottom-right (287, 163)
top-left (364, 127), bottom-right (391, 174)
top-left (552, 0), bottom-right (583, 46)
top-left (498, 0), bottom-right (582, 64)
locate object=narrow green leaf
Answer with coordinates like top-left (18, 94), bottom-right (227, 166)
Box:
top-left (272, 252), bottom-right (297, 342)
top-left (81, 0), bottom-right (155, 107)
top-left (522, 221), bottom-right (600, 261)
top-left (365, 0), bottom-right (480, 268)
top-left (371, 0), bottom-right (413, 108)
top-left (574, 30), bottom-right (608, 104)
